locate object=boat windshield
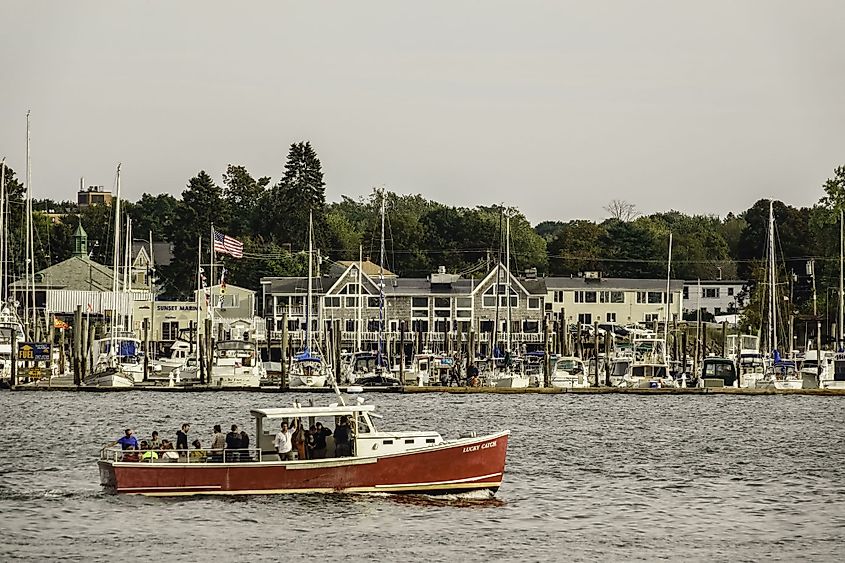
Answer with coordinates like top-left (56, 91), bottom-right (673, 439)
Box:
top-left (704, 362), bottom-right (735, 378)
top-left (632, 365), bottom-right (667, 378)
top-left (556, 359), bottom-right (582, 372)
top-left (611, 360), bottom-right (630, 376)
top-left (102, 340), bottom-right (139, 357)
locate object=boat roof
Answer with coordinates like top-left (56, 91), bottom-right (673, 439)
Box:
top-left (250, 404), bottom-right (377, 419)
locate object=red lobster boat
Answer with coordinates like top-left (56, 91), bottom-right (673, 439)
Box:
top-left (98, 399), bottom-right (509, 496)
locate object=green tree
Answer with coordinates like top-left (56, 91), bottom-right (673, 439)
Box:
top-left (265, 142), bottom-right (326, 247)
top-left (130, 193), bottom-right (180, 242)
top-left (222, 164), bottom-right (270, 236)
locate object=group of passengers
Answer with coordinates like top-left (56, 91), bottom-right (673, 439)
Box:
top-left (114, 422), bottom-right (250, 463)
top-left (273, 417), bottom-right (352, 460)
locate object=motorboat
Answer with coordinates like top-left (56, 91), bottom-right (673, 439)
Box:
top-left (98, 395), bottom-right (509, 496)
top-left (550, 356), bottom-right (588, 388)
top-left (409, 352), bottom-right (454, 386)
top-left (616, 337), bottom-right (677, 388)
top-left (698, 357), bottom-right (737, 388)
top-left (208, 340), bottom-right (263, 387)
top-left (822, 352), bottom-right (845, 389)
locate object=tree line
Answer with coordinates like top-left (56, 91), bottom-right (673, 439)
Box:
top-left (3, 143), bottom-right (845, 325)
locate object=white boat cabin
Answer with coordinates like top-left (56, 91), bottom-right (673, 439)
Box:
top-left (251, 403), bottom-right (443, 460)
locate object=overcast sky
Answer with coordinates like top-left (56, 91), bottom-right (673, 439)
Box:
top-left (1, 1), bottom-right (843, 224)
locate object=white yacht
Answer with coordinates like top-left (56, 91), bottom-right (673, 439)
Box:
top-left (550, 356), bottom-right (589, 388)
top-left (86, 330), bottom-right (143, 387)
top-left (208, 340), bottom-right (263, 387)
top-left (616, 337), bottom-right (677, 388)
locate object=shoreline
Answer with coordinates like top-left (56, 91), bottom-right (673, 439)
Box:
top-left (5, 384), bottom-right (845, 396)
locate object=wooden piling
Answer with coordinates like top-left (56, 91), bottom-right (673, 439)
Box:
top-left (73, 305), bottom-right (82, 386)
top-left (204, 318), bottom-right (213, 385)
top-left (543, 318), bottom-right (551, 387)
top-left (280, 312), bottom-right (288, 389)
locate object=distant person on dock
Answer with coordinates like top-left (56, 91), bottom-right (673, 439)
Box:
top-left (466, 364), bottom-right (480, 387)
top-left (275, 421), bottom-right (294, 460)
top-left (226, 424), bottom-right (241, 462)
top-left (176, 423), bottom-right (190, 457)
top-left (210, 424), bottom-right (225, 462)
top-left (312, 422), bottom-right (331, 459)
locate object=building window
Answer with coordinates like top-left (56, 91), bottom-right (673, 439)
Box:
top-left (528, 297), bottom-right (541, 309)
top-left (636, 291), bottom-right (647, 304)
top-left (412, 319), bottom-right (429, 332)
top-left (574, 291), bottom-right (597, 303)
top-left (606, 312), bottom-right (616, 323)
top-left (455, 297), bottom-right (472, 319)
top-left (345, 319), bottom-right (356, 332)
top-left (601, 291), bottom-right (624, 304)
top-left (412, 297), bottom-right (428, 308)
top-left (644, 313), bottom-right (659, 323)
top-left (647, 292), bottom-right (663, 304)
top-left (553, 290), bottom-right (564, 303)
top-left (727, 287), bottom-right (734, 296)
top-left (340, 283), bottom-right (360, 294)
top-left (714, 307), bottom-right (722, 315)
top-left (368, 296), bottom-right (380, 308)
top-left (545, 303), bottom-right (552, 312)
top-left (345, 296), bottom-right (358, 308)
top-left (325, 296), bottom-right (340, 308)
top-left (577, 313), bottom-right (592, 325)
top-left (523, 320), bottom-right (539, 333)
top-left (480, 320), bottom-right (494, 333)
top-left (683, 286), bottom-right (689, 299)
top-left (162, 321), bottom-right (179, 341)
top-left (703, 288), bottom-right (719, 298)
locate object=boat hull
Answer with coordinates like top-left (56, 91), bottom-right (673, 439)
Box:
top-left (99, 432), bottom-right (509, 496)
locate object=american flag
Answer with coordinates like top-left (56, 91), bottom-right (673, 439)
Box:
top-left (213, 229), bottom-right (243, 258)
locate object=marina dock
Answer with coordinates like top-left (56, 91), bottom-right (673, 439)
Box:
top-left (7, 382), bottom-right (845, 396)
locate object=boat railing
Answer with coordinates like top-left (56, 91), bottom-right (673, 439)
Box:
top-left (100, 445), bottom-right (267, 463)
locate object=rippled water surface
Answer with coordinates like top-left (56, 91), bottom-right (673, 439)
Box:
top-left (1, 390), bottom-right (844, 562)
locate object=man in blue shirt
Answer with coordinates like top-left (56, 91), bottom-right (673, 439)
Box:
top-left (116, 428), bottom-right (138, 450)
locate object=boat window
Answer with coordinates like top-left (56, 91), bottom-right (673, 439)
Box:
top-left (426, 438), bottom-right (435, 444)
top-left (382, 439), bottom-right (394, 445)
top-left (404, 439), bottom-right (414, 444)
top-left (611, 361), bottom-right (630, 376)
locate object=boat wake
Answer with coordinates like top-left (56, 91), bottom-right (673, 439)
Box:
top-left (385, 488), bottom-right (505, 508)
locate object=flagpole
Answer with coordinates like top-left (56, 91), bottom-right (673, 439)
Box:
top-left (210, 223), bottom-right (215, 316)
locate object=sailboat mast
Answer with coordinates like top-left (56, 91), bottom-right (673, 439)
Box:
top-left (768, 201), bottom-right (776, 354)
top-left (0, 157), bottom-right (5, 303)
top-left (378, 189), bottom-right (386, 367)
top-left (195, 236), bottom-right (202, 356)
top-left (306, 211), bottom-right (313, 353)
top-left (357, 244), bottom-right (363, 352)
top-left (664, 232), bottom-right (672, 347)
top-left (506, 211), bottom-right (511, 353)
top-left (836, 209), bottom-right (845, 349)
top-left (24, 111), bottom-right (33, 337)
top-left (112, 164), bottom-right (122, 296)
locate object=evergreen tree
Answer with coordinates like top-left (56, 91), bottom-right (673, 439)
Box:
top-left (222, 164), bottom-right (270, 236)
top-left (265, 142), bottom-right (326, 247)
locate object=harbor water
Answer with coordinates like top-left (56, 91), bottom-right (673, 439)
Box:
top-left (1, 391), bottom-right (843, 562)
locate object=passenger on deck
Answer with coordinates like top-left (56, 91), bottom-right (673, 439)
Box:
top-left (292, 419), bottom-right (307, 460)
top-left (312, 422), bottom-right (332, 459)
top-left (117, 429), bottom-right (139, 461)
top-left (334, 418), bottom-right (351, 457)
top-left (190, 439), bottom-right (207, 462)
top-left (176, 423), bottom-right (190, 457)
top-left (160, 441), bottom-right (179, 461)
top-left (239, 431), bottom-right (251, 461)
top-left (275, 421), bottom-right (294, 460)
top-left (306, 425), bottom-right (317, 459)
top-left (140, 440), bottom-right (158, 462)
top-left (148, 431), bottom-right (161, 451)
top-left (210, 425), bottom-right (225, 462)
top-left (226, 425), bottom-right (241, 462)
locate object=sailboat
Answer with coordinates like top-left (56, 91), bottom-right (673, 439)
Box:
top-left (86, 164), bottom-right (140, 387)
top-left (754, 201), bottom-right (804, 390)
top-left (0, 158), bottom-right (26, 381)
top-left (822, 209), bottom-right (845, 389)
top-left (489, 210), bottom-right (529, 388)
top-left (290, 211), bottom-right (328, 388)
